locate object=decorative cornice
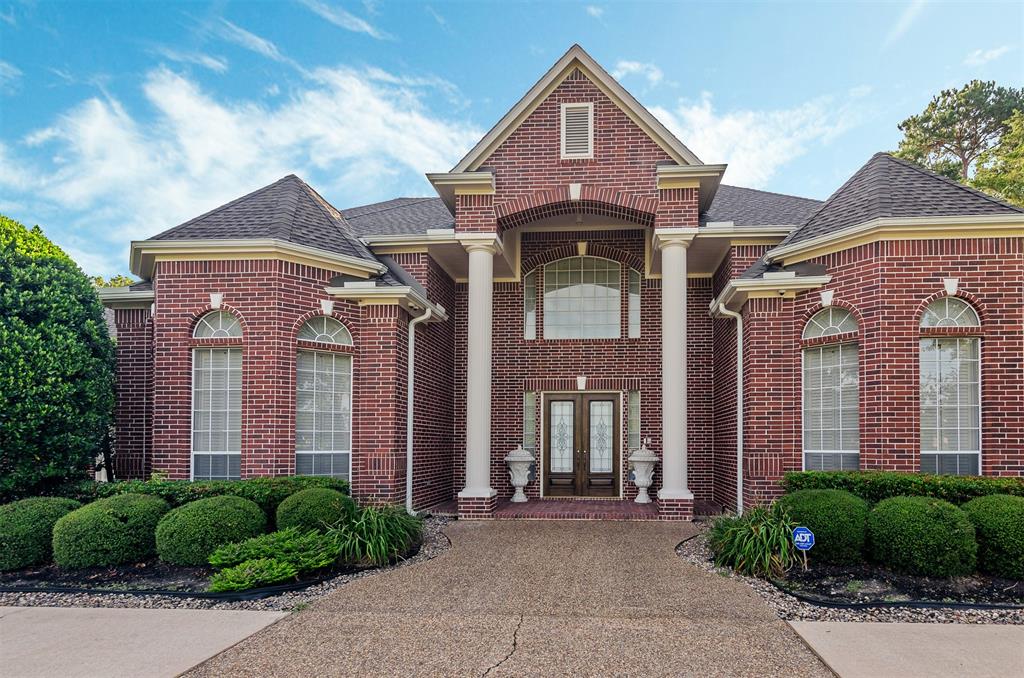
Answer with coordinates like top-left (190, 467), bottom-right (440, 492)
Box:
top-left (426, 172), bottom-right (495, 212)
top-left (324, 284), bottom-right (448, 321)
top-left (709, 274), bottom-right (833, 312)
top-left (653, 227), bottom-right (699, 250)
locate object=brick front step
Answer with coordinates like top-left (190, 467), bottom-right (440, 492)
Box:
top-left (492, 498), bottom-right (660, 521)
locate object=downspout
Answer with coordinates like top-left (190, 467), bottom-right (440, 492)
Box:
top-left (405, 306), bottom-right (433, 516)
top-left (715, 304), bottom-right (744, 515)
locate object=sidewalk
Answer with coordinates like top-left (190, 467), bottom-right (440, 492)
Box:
top-left (0, 606), bottom-right (287, 678)
top-left (789, 621), bottom-right (1024, 678)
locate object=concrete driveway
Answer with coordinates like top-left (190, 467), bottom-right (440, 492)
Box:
top-left (188, 521), bottom-right (830, 677)
top-left (0, 606), bottom-right (287, 678)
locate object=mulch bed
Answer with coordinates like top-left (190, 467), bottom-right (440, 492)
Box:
top-left (0, 561), bottom-right (215, 593)
top-left (779, 562), bottom-right (1024, 607)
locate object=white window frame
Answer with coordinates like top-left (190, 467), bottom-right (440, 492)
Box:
top-left (801, 342), bottom-right (860, 472)
top-left (560, 102), bottom-right (594, 159)
top-left (190, 346), bottom-right (242, 481)
top-left (295, 348), bottom-right (354, 481)
top-left (919, 336), bottom-right (982, 475)
top-left (542, 255), bottom-right (622, 340)
top-left (628, 269), bottom-right (641, 339)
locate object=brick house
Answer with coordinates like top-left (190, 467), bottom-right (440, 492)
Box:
top-left (100, 45), bottom-right (1024, 520)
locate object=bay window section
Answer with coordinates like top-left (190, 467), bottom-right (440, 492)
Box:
top-left (296, 350), bottom-right (352, 479)
top-left (192, 347), bottom-right (242, 480)
top-left (920, 337), bottom-right (981, 475)
top-left (543, 256), bottom-right (621, 339)
top-left (802, 343), bottom-right (860, 471)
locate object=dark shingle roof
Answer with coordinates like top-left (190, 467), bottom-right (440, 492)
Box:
top-left (344, 197), bottom-right (455, 237)
top-left (783, 153), bottom-right (1024, 246)
top-left (150, 175), bottom-right (376, 262)
top-left (702, 185), bottom-right (822, 227)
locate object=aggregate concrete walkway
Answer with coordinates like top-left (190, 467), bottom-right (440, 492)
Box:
top-left (0, 606), bottom-right (287, 678)
top-left (790, 622), bottom-right (1024, 678)
top-left (189, 521), bottom-right (831, 677)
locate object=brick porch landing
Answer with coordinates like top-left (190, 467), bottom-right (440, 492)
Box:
top-left (426, 498), bottom-right (723, 520)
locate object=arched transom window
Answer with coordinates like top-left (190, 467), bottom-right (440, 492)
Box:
top-left (543, 256), bottom-right (621, 339)
top-left (802, 307), bottom-right (857, 339)
top-left (919, 297), bottom-right (981, 476)
top-left (298, 316), bottom-right (353, 345)
top-left (802, 307), bottom-right (859, 472)
top-left (194, 310), bottom-right (242, 339)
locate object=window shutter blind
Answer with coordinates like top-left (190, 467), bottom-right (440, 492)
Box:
top-left (562, 104), bottom-right (592, 158)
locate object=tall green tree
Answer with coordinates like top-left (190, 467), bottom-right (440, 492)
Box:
top-left (0, 215), bottom-right (116, 501)
top-left (972, 110), bottom-right (1024, 207)
top-left (895, 80), bottom-right (1024, 181)
top-left (92, 274), bottom-right (137, 287)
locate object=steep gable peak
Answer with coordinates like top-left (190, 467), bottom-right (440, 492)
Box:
top-left (451, 44), bottom-right (703, 173)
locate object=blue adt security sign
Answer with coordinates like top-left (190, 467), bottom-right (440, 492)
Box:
top-left (793, 526), bottom-right (815, 551)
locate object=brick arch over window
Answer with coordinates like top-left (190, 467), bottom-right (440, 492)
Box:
top-left (188, 304), bottom-right (249, 337)
top-left (799, 300), bottom-right (863, 344)
top-left (495, 186), bottom-right (657, 231)
top-left (290, 308), bottom-right (357, 343)
top-left (914, 289), bottom-right (987, 326)
top-left (521, 242), bottom-right (645, 274)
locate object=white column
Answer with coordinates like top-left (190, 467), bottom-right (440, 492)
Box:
top-left (459, 243), bottom-right (497, 499)
top-left (658, 234), bottom-right (694, 501)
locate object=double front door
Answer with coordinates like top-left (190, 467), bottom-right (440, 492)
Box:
top-left (544, 393), bottom-right (620, 497)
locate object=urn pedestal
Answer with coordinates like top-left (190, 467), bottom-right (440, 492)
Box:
top-left (504, 445), bottom-right (535, 503)
top-left (628, 439), bottom-right (659, 504)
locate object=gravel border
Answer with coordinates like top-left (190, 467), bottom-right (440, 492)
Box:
top-left (676, 526), bottom-right (1024, 625)
top-left (0, 517), bottom-right (451, 612)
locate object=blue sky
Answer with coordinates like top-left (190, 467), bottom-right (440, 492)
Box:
top-left (1, 0), bottom-right (1022, 276)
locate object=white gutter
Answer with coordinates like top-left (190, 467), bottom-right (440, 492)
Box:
top-left (713, 302), bottom-right (744, 515)
top-left (405, 306), bottom-right (433, 515)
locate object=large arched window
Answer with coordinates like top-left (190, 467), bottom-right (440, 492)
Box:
top-left (192, 311), bottom-right (242, 480)
top-left (543, 256), bottom-right (621, 339)
top-left (802, 307), bottom-right (859, 471)
top-left (920, 297), bottom-right (981, 476)
top-left (295, 316), bottom-right (353, 479)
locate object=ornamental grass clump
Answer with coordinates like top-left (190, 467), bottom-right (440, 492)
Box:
top-left (777, 489), bottom-right (869, 565)
top-left (0, 497), bottom-right (82, 570)
top-left (707, 504), bottom-right (798, 579)
top-left (209, 527), bottom-right (340, 574)
top-left (867, 496), bottom-right (977, 577)
top-left (961, 494), bottom-right (1024, 580)
top-left (329, 505), bottom-right (422, 567)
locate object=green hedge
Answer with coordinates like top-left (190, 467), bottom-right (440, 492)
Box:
top-left (776, 489), bottom-right (869, 565)
top-left (66, 476), bottom-right (349, 519)
top-left (52, 494), bottom-right (170, 568)
top-left (782, 471), bottom-right (1024, 505)
top-left (156, 496), bottom-right (267, 566)
top-left (0, 497), bottom-right (82, 571)
top-left (276, 488), bottom-right (356, 534)
top-left (208, 558), bottom-right (297, 592)
top-left (962, 495), bottom-right (1024, 580)
top-left (867, 496), bottom-right (977, 577)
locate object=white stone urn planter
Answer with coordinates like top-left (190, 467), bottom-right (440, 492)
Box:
top-left (628, 439), bottom-right (659, 504)
top-left (504, 444), bottom-right (535, 503)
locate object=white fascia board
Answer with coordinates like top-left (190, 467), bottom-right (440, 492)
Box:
top-left (450, 44), bottom-right (703, 173)
top-left (324, 285), bottom-right (449, 322)
top-left (766, 214), bottom-right (1024, 263)
top-left (360, 231), bottom-right (461, 247)
top-left (696, 224), bottom-right (796, 239)
top-left (425, 171), bottom-right (495, 211)
top-left (96, 287), bottom-right (155, 309)
top-left (129, 239), bottom-right (386, 278)
top-left (709, 275), bottom-right (832, 312)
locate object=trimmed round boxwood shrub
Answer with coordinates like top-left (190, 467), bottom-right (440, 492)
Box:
top-left (867, 496), bottom-right (977, 577)
top-left (962, 494), bottom-right (1024, 580)
top-left (156, 496), bottom-right (266, 566)
top-left (276, 488), bottom-right (356, 534)
top-left (52, 494), bottom-right (169, 568)
top-left (0, 497), bottom-right (82, 570)
top-left (777, 489), bottom-right (869, 564)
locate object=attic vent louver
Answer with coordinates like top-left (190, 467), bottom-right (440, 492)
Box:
top-left (561, 102), bottom-right (593, 159)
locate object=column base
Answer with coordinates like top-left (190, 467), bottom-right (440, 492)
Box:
top-left (657, 497), bottom-right (694, 521)
top-left (457, 490), bottom-right (497, 519)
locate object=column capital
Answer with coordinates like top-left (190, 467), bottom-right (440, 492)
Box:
top-left (653, 228), bottom-right (698, 251)
top-left (459, 234), bottom-right (503, 256)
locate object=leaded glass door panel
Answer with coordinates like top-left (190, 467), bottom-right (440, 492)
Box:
top-left (544, 393), bottom-right (620, 497)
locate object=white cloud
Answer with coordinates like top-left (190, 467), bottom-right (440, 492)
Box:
top-left (216, 19), bottom-right (293, 65)
top-left (3, 66), bottom-right (481, 274)
top-left (0, 60), bottom-right (22, 93)
top-left (964, 45), bottom-right (1012, 66)
top-left (611, 60), bottom-right (663, 87)
top-left (151, 46), bottom-right (229, 73)
top-left (651, 92), bottom-right (864, 187)
top-left (0, 7), bottom-right (15, 26)
top-left (884, 0), bottom-right (927, 47)
top-left (298, 0), bottom-right (386, 40)
top-left (585, 5), bottom-right (604, 18)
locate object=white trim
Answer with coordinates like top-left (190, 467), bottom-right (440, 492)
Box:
top-left (97, 287), bottom-right (154, 309)
top-left (709, 275), bottom-right (833, 312)
top-left (560, 102), bottom-right (594, 159)
top-left (295, 348), bottom-right (354, 482)
top-left (324, 285), bottom-right (449, 322)
top-left (919, 335), bottom-right (982, 474)
top-left (451, 44), bottom-right (702, 173)
top-left (190, 346), bottom-right (243, 481)
top-left (695, 224), bottom-right (796, 239)
top-left (800, 342), bottom-right (861, 472)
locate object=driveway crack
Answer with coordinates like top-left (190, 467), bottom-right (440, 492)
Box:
top-left (482, 612), bottom-right (524, 677)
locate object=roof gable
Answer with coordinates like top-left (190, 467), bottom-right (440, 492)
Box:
top-left (150, 175), bottom-right (377, 262)
top-left (451, 44), bottom-right (702, 172)
top-left (783, 153), bottom-right (1024, 246)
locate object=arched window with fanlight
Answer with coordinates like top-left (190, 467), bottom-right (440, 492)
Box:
top-left (920, 297), bottom-right (981, 475)
top-left (296, 316), bottom-right (353, 480)
top-left (192, 311), bottom-right (243, 480)
top-left (802, 307), bottom-right (859, 471)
